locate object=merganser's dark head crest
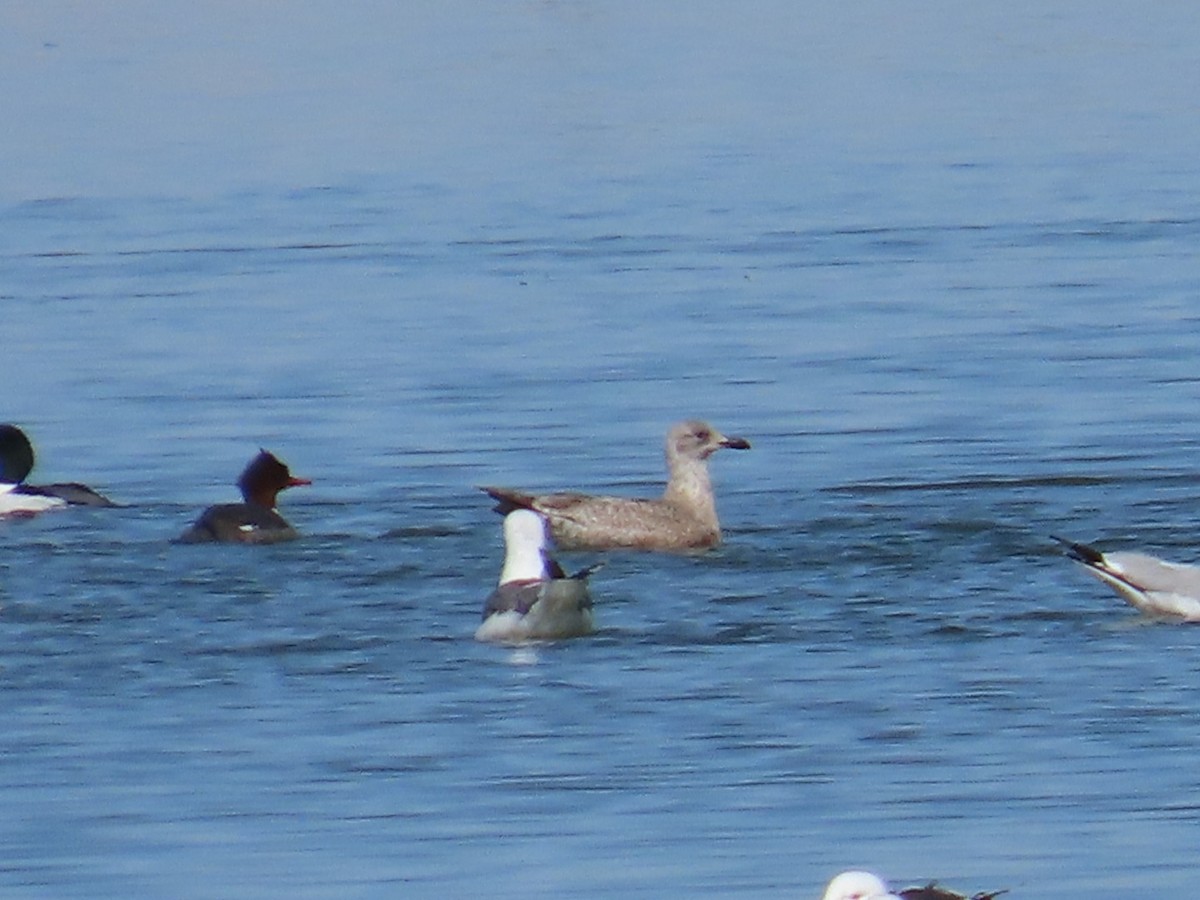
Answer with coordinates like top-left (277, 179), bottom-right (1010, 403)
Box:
top-left (237, 450), bottom-right (311, 508)
top-left (0, 424), bottom-right (37, 484)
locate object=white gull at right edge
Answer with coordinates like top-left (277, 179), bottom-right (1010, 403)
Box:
top-left (1054, 535), bottom-right (1200, 620)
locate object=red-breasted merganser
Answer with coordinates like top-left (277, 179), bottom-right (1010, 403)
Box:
top-left (481, 419), bottom-right (750, 551)
top-left (0, 424), bottom-right (118, 517)
top-left (176, 450), bottom-right (310, 544)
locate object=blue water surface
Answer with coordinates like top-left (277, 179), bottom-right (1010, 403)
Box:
top-left (4, 3), bottom-right (1200, 898)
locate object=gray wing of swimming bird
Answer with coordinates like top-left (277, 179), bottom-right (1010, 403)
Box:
top-left (16, 482), bottom-right (120, 507)
top-left (482, 580), bottom-right (545, 619)
top-left (567, 561), bottom-right (604, 581)
top-left (531, 579), bottom-right (595, 634)
top-left (898, 885), bottom-right (1009, 900)
top-left (1054, 536), bottom-right (1200, 619)
top-left (176, 502), bottom-right (298, 544)
top-left (480, 576), bottom-right (595, 642)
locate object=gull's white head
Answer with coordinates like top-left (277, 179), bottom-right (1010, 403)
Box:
top-left (821, 870), bottom-right (901, 900)
top-left (499, 509), bottom-right (550, 584)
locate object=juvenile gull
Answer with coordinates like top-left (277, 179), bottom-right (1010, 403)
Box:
top-left (176, 450), bottom-right (310, 544)
top-left (1054, 535), bottom-right (1200, 620)
top-left (481, 419), bottom-right (750, 551)
top-left (0, 423), bottom-right (117, 516)
top-left (476, 509), bottom-right (602, 643)
top-left (821, 871), bottom-right (1006, 900)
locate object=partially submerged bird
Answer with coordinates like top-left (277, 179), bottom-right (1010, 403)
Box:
top-left (821, 870), bottom-right (1006, 900)
top-left (176, 450), bottom-right (310, 544)
top-left (481, 419), bottom-right (750, 551)
top-left (476, 509), bottom-right (602, 643)
top-left (822, 871), bottom-right (900, 900)
top-left (1054, 535), bottom-right (1200, 620)
top-left (0, 423), bottom-right (118, 516)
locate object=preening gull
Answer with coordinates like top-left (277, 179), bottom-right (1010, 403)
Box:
top-left (176, 450), bottom-right (310, 544)
top-left (1054, 535), bottom-right (1200, 620)
top-left (481, 419), bottom-right (750, 551)
top-left (0, 423), bottom-right (117, 516)
top-left (475, 509), bottom-right (602, 643)
top-left (821, 871), bottom-right (1006, 900)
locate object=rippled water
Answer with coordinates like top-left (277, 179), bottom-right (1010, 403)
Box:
top-left (5, 4), bottom-right (1200, 898)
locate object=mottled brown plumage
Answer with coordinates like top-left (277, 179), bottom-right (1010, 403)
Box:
top-left (482, 420), bottom-right (750, 551)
